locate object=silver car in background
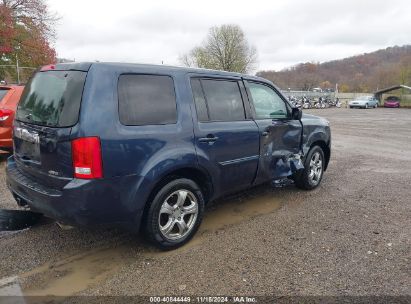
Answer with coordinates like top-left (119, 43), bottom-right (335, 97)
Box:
top-left (348, 96), bottom-right (378, 109)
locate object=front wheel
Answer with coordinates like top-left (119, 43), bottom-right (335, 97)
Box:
top-left (143, 178), bottom-right (205, 250)
top-left (294, 146), bottom-right (325, 190)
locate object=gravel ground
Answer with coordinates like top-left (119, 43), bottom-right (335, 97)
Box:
top-left (0, 153), bottom-right (15, 210)
top-left (0, 108), bottom-right (410, 298)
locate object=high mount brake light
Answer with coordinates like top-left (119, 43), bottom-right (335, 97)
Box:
top-left (71, 137), bottom-right (103, 179)
top-left (40, 64), bottom-right (56, 71)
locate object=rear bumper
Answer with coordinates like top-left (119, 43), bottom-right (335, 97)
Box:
top-left (6, 156), bottom-right (145, 229)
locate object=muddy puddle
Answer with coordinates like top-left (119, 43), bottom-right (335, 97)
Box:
top-left (21, 247), bottom-right (127, 296)
top-left (0, 186), bottom-right (285, 297)
top-left (199, 189), bottom-right (282, 236)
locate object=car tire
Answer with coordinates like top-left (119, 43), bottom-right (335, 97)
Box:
top-left (143, 178), bottom-right (205, 250)
top-left (294, 145), bottom-right (325, 190)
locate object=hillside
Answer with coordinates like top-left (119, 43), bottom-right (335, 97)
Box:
top-left (257, 45), bottom-right (411, 92)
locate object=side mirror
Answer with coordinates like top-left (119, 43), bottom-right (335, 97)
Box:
top-left (291, 107), bottom-right (302, 120)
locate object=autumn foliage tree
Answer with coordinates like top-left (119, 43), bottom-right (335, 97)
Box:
top-left (257, 45), bottom-right (411, 93)
top-left (0, 0), bottom-right (56, 83)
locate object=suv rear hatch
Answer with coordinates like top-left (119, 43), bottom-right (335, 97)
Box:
top-left (13, 66), bottom-right (88, 189)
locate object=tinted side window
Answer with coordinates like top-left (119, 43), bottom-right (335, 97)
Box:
top-left (190, 79), bottom-right (208, 122)
top-left (118, 74), bottom-right (177, 125)
top-left (247, 82), bottom-right (288, 119)
top-left (201, 79), bottom-right (245, 121)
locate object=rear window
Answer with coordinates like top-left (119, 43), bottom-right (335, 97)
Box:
top-left (16, 70), bottom-right (86, 127)
top-left (118, 74), bottom-right (177, 125)
top-left (0, 89), bottom-right (9, 102)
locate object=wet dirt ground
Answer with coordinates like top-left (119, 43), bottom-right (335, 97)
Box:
top-left (0, 108), bottom-right (410, 298)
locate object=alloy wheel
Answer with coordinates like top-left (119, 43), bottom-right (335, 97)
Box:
top-left (308, 152), bottom-right (323, 186)
top-left (158, 189), bottom-right (198, 241)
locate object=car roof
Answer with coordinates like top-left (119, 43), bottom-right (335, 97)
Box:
top-left (0, 85), bottom-right (24, 89)
top-left (52, 62), bottom-right (269, 83)
top-left (356, 95), bottom-right (373, 98)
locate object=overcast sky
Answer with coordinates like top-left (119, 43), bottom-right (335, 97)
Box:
top-left (47, 0), bottom-right (411, 72)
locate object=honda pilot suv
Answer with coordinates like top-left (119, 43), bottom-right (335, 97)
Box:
top-left (6, 62), bottom-right (331, 249)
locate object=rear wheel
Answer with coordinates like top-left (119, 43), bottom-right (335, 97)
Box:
top-left (143, 178), bottom-right (205, 250)
top-left (294, 146), bottom-right (325, 190)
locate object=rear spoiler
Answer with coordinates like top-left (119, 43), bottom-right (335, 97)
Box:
top-left (40, 62), bottom-right (92, 72)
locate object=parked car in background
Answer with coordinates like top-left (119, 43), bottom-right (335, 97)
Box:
top-left (348, 96), bottom-right (378, 109)
top-left (0, 85), bottom-right (24, 151)
top-left (6, 62), bottom-right (331, 249)
top-left (384, 96), bottom-right (400, 108)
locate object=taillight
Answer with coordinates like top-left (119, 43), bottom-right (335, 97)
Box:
top-left (0, 109), bottom-right (13, 121)
top-left (71, 137), bottom-right (103, 179)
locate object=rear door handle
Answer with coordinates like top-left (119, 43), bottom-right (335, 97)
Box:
top-left (199, 134), bottom-right (219, 143)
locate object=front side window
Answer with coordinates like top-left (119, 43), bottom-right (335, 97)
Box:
top-left (195, 79), bottom-right (245, 121)
top-left (247, 82), bottom-right (288, 119)
top-left (118, 74), bottom-right (177, 126)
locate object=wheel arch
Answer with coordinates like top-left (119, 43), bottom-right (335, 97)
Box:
top-left (310, 140), bottom-right (330, 171)
top-left (140, 166), bottom-right (214, 227)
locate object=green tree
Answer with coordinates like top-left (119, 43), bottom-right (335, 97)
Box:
top-left (180, 24), bottom-right (257, 73)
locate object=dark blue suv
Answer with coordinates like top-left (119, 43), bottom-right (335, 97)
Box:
top-left (6, 62), bottom-right (331, 249)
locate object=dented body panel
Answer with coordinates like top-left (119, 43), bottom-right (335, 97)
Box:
top-left (253, 118), bottom-right (303, 183)
top-left (300, 113), bottom-right (331, 170)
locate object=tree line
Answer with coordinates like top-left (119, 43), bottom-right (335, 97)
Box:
top-left (256, 45), bottom-right (411, 92)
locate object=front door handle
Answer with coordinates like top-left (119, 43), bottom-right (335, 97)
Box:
top-left (199, 134), bottom-right (219, 143)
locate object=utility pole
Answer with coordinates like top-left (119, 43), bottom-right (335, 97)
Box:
top-left (16, 54), bottom-right (20, 84)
